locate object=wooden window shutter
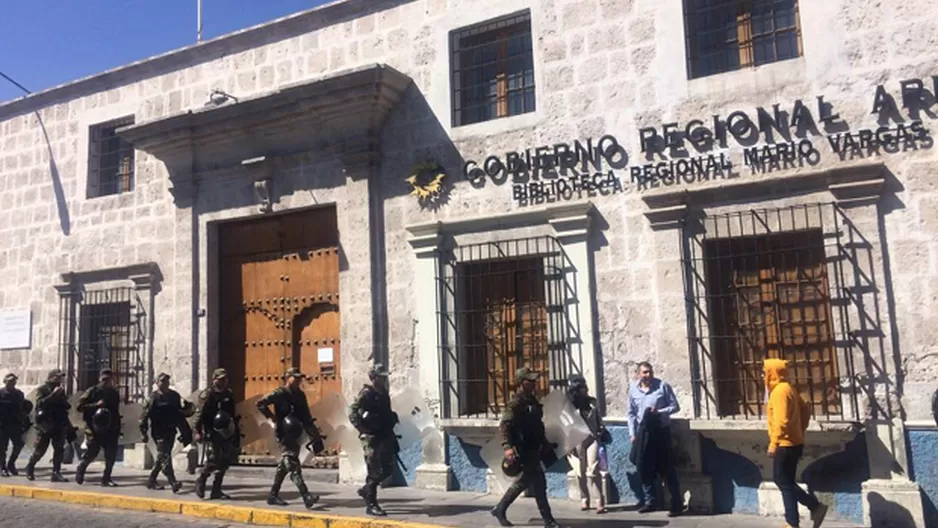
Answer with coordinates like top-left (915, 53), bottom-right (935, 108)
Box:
top-left (736, 1), bottom-right (754, 68)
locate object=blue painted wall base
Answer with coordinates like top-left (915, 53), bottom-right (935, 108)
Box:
top-left (909, 429), bottom-right (938, 528)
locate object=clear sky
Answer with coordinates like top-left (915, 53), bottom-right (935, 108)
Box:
top-left (0, 0), bottom-right (330, 102)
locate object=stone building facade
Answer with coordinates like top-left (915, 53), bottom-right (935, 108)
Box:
top-left (1, 0), bottom-right (937, 525)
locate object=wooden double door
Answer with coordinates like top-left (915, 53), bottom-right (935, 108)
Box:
top-left (219, 207), bottom-right (341, 459)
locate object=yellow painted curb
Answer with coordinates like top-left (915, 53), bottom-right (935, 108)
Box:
top-left (0, 484), bottom-right (450, 528)
top-left (251, 509), bottom-right (292, 527)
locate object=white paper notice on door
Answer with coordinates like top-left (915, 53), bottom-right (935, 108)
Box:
top-left (317, 347), bottom-right (334, 363)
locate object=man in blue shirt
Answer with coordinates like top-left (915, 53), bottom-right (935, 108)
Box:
top-left (628, 361), bottom-right (683, 516)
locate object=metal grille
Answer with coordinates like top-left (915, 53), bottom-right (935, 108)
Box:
top-left (450, 11), bottom-right (535, 127)
top-left (88, 117), bottom-right (135, 198)
top-left (58, 287), bottom-right (146, 403)
top-left (681, 203), bottom-right (863, 421)
top-left (436, 236), bottom-right (575, 419)
top-left (683, 0), bottom-right (801, 80)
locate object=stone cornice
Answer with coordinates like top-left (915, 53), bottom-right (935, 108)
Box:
top-left (405, 201), bottom-right (595, 243)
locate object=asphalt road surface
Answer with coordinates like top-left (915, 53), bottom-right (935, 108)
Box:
top-left (0, 496), bottom-right (252, 528)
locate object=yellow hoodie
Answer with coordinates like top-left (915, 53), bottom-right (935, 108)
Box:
top-left (764, 358), bottom-right (811, 449)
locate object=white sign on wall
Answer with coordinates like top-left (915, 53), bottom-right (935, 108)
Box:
top-left (0, 310), bottom-right (31, 350)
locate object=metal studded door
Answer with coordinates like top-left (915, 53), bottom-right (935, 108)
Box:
top-left (219, 206), bottom-right (341, 462)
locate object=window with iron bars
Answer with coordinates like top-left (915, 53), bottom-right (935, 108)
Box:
top-left (450, 11), bottom-right (535, 127)
top-left (436, 236), bottom-right (575, 419)
top-left (681, 203), bottom-right (863, 422)
top-left (87, 117), bottom-right (135, 198)
top-left (683, 0), bottom-right (803, 80)
top-left (59, 287), bottom-right (146, 403)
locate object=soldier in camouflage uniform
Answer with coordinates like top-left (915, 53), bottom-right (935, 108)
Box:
top-left (193, 368), bottom-right (240, 500)
top-left (256, 367), bottom-right (323, 509)
top-left (75, 369), bottom-right (122, 487)
top-left (491, 367), bottom-right (561, 528)
top-left (25, 369), bottom-right (74, 482)
top-left (0, 373), bottom-right (26, 477)
top-left (349, 363), bottom-right (399, 517)
top-left (139, 372), bottom-right (189, 493)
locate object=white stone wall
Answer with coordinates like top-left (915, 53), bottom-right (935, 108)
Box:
top-left (1, 0), bottom-right (937, 427)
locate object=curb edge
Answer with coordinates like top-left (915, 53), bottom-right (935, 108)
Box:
top-left (0, 484), bottom-right (447, 528)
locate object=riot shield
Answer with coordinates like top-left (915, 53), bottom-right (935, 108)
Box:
top-left (119, 401), bottom-right (145, 445)
top-left (172, 390), bottom-right (201, 456)
top-left (391, 387), bottom-right (435, 448)
top-left (236, 395), bottom-right (278, 454)
top-left (303, 392), bottom-right (365, 480)
top-left (541, 389), bottom-right (592, 465)
top-left (20, 388), bottom-right (39, 453)
top-left (66, 392), bottom-right (87, 450)
top-left (481, 436), bottom-right (520, 494)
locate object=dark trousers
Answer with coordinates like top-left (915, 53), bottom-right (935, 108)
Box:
top-left (496, 454), bottom-right (555, 523)
top-left (774, 445), bottom-right (819, 527)
top-left (79, 432), bottom-right (119, 481)
top-left (149, 435), bottom-right (177, 485)
top-left (0, 425), bottom-right (24, 470)
top-left (28, 430), bottom-right (66, 473)
top-left (271, 437), bottom-right (309, 496)
top-left (639, 426), bottom-right (681, 511)
top-left (362, 435), bottom-right (396, 503)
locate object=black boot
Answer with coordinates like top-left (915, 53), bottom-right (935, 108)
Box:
top-left (544, 521), bottom-right (562, 528)
top-left (6, 459), bottom-right (18, 476)
top-left (209, 474), bottom-right (230, 500)
top-left (50, 472), bottom-right (68, 483)
top-left (366, 503), bottom-right (387, 517)
top-left (147, 466), bottom-right (163, 490)
top-left (490, 506), bottom-right (513, 527)
top-left (170, 480), bottom-right (183, 494)
top-left (0, 461), bottom-right (8, 478)
top-left (146, 480), bottom-right (164, 490)
top-left (74, 462), bottom-right (87, 485)
top-left (194, 476), bottom-right (206, 499)
top-left (267, 494), bottom-right (288, 506)
top-left (302, 492), bottom-right (319, 510)
top-left (25, 462), bottom-right (35, 481)
top-left (267, 468), bottom-right (288, 506)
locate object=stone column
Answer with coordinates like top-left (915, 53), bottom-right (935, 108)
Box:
top-left (408, 223), bottom-right (452, 491)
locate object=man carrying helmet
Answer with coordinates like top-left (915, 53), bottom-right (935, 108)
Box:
top-left (349, 363), bottom-right (399, 517)
top-left (193, 368), bottom-right (240, 500)
top-left (0, 373), bottom-right (27, 477)
top-left (25, 369), bottom-right (74, 482)
top-left (491, 367), bottom-right (561, 528)
top-left (139, 372), bottom-right (190, 493)
top-left (256, 367), bottom-right (323, 509)
top-left (75, 368), bottom-right (122, 487)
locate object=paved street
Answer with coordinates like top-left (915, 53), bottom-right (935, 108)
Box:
top-left (0, 496), bottom-right (251, 528)
top-left (0, 466), bottom-right (862, 528)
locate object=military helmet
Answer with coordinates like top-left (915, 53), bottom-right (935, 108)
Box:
top-left (35, 409), bottom-right (57, 434)
top-left (92, 408), bottom-right (112, 433)
top-left (368, 363), bottom-right (389, 378)
top-left (213, 410), bottom-right (235, 439)
top-left (279, 415), bottom-right (304, 440)
top-left (21, 400), bottom-right (33, 414)
top-left (501, 456), bottom-right (522, 477)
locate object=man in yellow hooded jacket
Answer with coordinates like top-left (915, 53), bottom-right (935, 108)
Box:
top-left (764, 358), bottom-right (827, 528)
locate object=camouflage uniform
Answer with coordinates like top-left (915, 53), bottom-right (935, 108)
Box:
top-left (0, 373), bottom-right (26, 477)
top-left (491, 367), bottom-right (558, 528)
top-left (26, 369), bottom-right (73, 482)
top-left (139, 373), bottom-right (188, 492)
top-left (75, 370), bottom-right (122, 486)
top-left (349, 364), bottom-right (399, 517)
top-left (193, 368), bottom-right (240, 500)
top-left (256, 368), bottom-right (322, 508)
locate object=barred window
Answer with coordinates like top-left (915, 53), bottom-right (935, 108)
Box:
top-left (683, 204), bottom-right (862, 422)
top-left (60, 287), bottom-right (146, 403)
top-left (88, 117), bottom-right (135, 198)
top-left (683, 0), bottom-right (802, 80)
top-left (436, 237), bottom-right (575, 418)
top-left (450, 11), bottom-right (535, 127)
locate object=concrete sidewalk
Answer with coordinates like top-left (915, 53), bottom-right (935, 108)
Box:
top-left (0, 465), bottom-right (862, 528)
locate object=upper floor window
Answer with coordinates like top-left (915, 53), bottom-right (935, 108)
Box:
top-left (450, 11), bottom-right (535, 127)
top-left (683, 0), bottom-right (802, 80)
top-left (88, 117), bottom-right (135, 198)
